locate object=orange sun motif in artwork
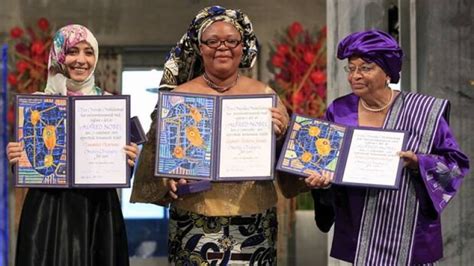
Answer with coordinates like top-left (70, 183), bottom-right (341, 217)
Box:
top-left (43, 125), bottom-right (57, 150)
top-left (173, 146), bottom-right (185, 159)
top-left (186, 126), bottom-right (204, 147)
top-left (315, 138), bottom-right (331, 156)
top-left (301, 151), bottom-right (313, 163)
top-left (308, 126), bottom-right (320, 137)
top-left (190, 107), bottom-right (202, 123)
top-left (44, 154), bottom-right (54, 167)
top-left (30, 110), bottom-right (41, 126)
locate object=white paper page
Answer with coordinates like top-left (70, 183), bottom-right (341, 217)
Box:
top-left (218, 97), bottom-right (273, 178)
top-left (342, 129), bottom-right (405, 186)
top-left (74, 99), bottom-right (127, 185)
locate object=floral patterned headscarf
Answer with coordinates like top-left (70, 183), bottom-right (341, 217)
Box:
top-left (45, 24), bottom-right (99, 95)
top-left (159, 5), bottom-right (258, 90)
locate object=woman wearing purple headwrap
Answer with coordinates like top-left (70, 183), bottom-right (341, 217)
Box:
top-left (306, 30), bottom-right (469, 265)
top-left (130, 6), bottom-right (301, 265)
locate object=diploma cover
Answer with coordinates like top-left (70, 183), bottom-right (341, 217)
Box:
top-left (277, 114), bottom-right (408, 189)
top-left (155, 91), bottom-right (276, 182)
top-left (15, 94), bottom-right (131, 188)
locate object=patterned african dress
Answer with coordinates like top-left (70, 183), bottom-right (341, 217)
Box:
top-left (313, 92), bottom-right (469, 265)
top-left (168, 207), bottom-right (277, 265)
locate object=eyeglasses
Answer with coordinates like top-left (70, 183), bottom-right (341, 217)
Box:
top-left (201, 39), bottom-right (242, 49)
top-left (343, 64), bottom-right (375, 75)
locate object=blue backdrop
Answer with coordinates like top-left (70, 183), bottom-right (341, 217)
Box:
top-left (0, 44), bottom-right (9, 266)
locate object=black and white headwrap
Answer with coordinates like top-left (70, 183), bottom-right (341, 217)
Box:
top-left (159, 5), bottom-right (258, 90)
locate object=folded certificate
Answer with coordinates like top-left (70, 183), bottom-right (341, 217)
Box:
top-left (277, 114), bottom-right (408, 189)
top-left (155, 91), bottom-right (276, 181)
top-left (15, 94), bottom-right (131, 188)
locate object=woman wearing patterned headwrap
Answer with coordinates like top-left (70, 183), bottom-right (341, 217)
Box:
top-left (130, 6), bottom-right (301, 265)
top-left (6, 24), bottom-right (137, 266)
top-left (307, 29), bottom-right (469, 265)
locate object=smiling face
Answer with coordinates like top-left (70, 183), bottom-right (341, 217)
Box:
top-left (199, 21), bottom-right (243, 77)
top-left (347, 57), bottom-right (389, 97)
top-left (64, 41), bottom-right (96, 82)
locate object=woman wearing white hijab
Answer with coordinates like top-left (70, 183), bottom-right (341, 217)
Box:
top-left (7, 24), bottom-right (136, 266)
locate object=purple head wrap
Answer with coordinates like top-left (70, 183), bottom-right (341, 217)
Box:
top-left (337, 30), bottom-right (403, 83)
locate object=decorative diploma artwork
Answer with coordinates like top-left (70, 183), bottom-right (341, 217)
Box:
top-left (15, 94), bottom-right (130, 188)
top-left (155, 91), bottom-right (276, 181)
top-left (277, 114), bottom-right (408, 189)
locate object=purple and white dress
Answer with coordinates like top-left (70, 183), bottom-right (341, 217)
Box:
top-left (313, 91), bottom-right (469, 265)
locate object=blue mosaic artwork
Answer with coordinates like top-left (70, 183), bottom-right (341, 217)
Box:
top-left (157, 94), bottom-right (215, 178)
top-left (280, 115), bottom-right (346, 175)
top-left (17, 97), bottom-right (68, 185)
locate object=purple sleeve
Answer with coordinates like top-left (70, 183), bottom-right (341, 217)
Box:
top-left (416, 117), bottom-right (469, 214)
top-left (324, 103), bottom-right (335, 122)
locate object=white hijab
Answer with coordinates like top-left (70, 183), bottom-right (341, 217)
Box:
top-left (44, 24), bottom-right (99, 96)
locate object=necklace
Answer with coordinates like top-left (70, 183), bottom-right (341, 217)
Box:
top-left (202, 72), bottom-right (239, 93)
top-left (360, 89), bottom-right (394, 112)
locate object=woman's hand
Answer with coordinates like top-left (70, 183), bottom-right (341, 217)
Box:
top-left (7, 142), bottom-right (23, 164)
top-left (167, 178), bottom-right (188, 199)
top-left (270, 107), bottom-right (288, 138)
top-left (305, 170), bottom-right (333, 189)
top-left (398, 151), bottom-right (419, 170)
top-left (124, 142), bottom-right (139, 167)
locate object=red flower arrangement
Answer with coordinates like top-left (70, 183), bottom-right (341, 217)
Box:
top-left (269, 22), bottom-right (327, 117)
top-left (6, 17), bottom-right (53, 93)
